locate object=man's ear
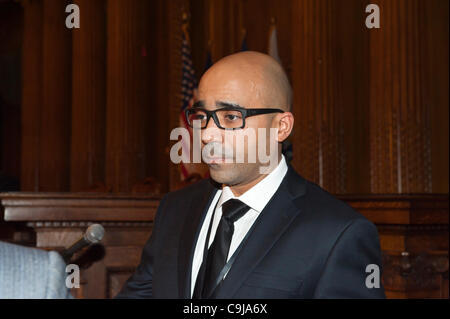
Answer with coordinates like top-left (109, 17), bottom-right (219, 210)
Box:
top-left (276, 112), bottom-right (294, 142)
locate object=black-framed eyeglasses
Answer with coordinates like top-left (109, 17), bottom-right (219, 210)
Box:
top-left (185, 106), bottom-right (285, 130)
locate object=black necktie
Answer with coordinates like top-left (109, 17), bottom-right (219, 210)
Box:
top-left (193, 199), bottom-right (250, 298)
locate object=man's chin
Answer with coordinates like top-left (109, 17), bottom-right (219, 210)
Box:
top-left (206, 162), bottom-right (228, 177)
top-left (208, 165), bottom-right (235, 184)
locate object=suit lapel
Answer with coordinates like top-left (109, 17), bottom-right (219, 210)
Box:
top-left (177, 180), bottom-right (219, 298)
top-left (214, 166), bottom-right (307, 298)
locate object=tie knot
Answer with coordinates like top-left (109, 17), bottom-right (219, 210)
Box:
top-left (221, 199), bottom-right (249, 224)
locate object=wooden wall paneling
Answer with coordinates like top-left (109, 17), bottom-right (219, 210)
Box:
top-left (105, 0), bottom-right (152, 193)
top-left (189, 0), bottom-right (292, 82)
top-left (20, 0), bottom-right (43, 191)
top-left (291, 0), bottom-right (360, 194)
top-left (144, 0), bottom-right (158, 191)
top-left (105, 245), bottom-right (144, 298)
top-left (335, 0), bottom-right (371, 194)
top-left (188, 0), bottom-right (244, 69)
top-left (39, 0), bottom-right (72, 191)
top-left (266, 0), bottom-right (293, 76)
top-left (80, 232), bottom-right (153, 298)
top-left (242, 0), bottom-right (269, 54)
top-left (189, 0), bottom-right (209, 77)
top-left (241, 0), bottom-right (293, 74)
top-left (207, 0), bottom-right (242, 61)
top-left (70, 0), bottom-right (107, 192)
top-left (369, 0), bottom-right (433, 194)
top-left (423, 0), bottom-right (449, 194)
top-left (16, 0), bottom-right (450, 195)
top-left (146, 0), bottom-right (171, 194)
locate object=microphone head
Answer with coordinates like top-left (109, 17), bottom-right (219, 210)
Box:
top-left (84, 224), bottom-right (105, 243)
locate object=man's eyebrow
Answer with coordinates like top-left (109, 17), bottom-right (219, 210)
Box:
top-left (192, 100), bottom-right (205, 107)
top-left (192, 100), bottom-right (244, 109)
top-left (216, 101), bottom-right (244, 109)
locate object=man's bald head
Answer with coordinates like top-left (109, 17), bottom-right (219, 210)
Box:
top-left (199, 51), bottom-right (292, 111)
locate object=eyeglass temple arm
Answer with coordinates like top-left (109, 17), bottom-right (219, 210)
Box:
top-left (246, 108), bottom-right (285, 116)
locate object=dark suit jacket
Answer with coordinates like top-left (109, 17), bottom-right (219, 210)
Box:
top-left (116, 165), bottom-right (385, 298)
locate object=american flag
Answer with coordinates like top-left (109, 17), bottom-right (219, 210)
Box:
top-left (179, 28), bottom-right (198, 179)
top-left (180, 32), bottom-right (197, 115)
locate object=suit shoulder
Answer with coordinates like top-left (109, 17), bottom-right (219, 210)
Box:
top-left (302, 179), bottom-right (371, 226)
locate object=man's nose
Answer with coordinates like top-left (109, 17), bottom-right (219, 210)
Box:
top-left (201, 117), bottom-right (222, 144)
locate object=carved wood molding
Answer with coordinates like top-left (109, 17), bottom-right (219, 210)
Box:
top-left (340, 194), bottom-right (449, 225)
top-left (376, 224), bottom-right (449, 232)
top-left (382, 251), bottom-right (449, 291)
top-left (1, 192), bottom-right (161, 222)
top-left (26, 221), bottom-right (153, 228)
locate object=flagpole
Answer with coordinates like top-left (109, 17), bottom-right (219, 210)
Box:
top-left (181, 12), bottom-right (190, 44)
top-left (240, 27), bottom-right (248, 51)
top-left (268, 17), bottom-right (276, 53)
top-left (207, 39), bottom-right (212, 52)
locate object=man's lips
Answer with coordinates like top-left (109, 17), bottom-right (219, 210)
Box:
top-left (203, 156), bottom-right (232, 164)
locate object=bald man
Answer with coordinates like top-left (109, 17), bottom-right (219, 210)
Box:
top-left (116, 52), bottom-right (385, 299)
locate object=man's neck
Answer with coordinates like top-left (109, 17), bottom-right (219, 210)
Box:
top-left (225, 154), bottom-right (283, 197)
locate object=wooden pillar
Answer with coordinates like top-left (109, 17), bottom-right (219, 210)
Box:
top-left (39, 0), bottom-right (72, 191)
top-left (369, 0), bottom-right (433, 193)
top-left (70, 0), bottom-right (106, 191)
top-left (21, 0), bottom-right (43, 191)
top-left (291, 0), bottom-right (369, 194)
top-left (105, 0), bottom-right (151, 192)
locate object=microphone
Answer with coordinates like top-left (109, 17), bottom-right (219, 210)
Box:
top-left (61, 223), bottom-right (105, 263)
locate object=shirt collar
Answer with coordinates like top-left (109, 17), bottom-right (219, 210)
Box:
top-left (217, 155), bottom-right (288, 214)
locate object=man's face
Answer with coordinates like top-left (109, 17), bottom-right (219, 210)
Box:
top-left (197, 66), bottom-right (276, 186)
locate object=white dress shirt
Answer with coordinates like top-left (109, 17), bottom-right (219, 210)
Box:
top-left (190, 155), bottom-right (288, 297)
